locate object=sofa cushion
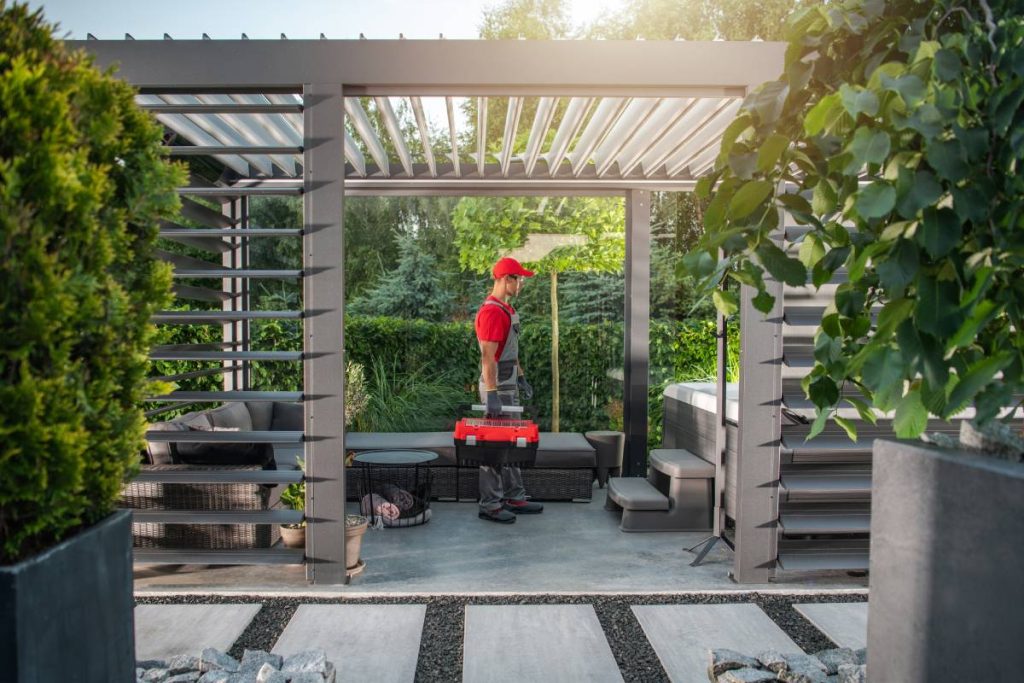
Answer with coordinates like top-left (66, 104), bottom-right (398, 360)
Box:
top-left (535, 432), bottom-right (596, 468)
top-left (246, 401), bottom-right (275, 431)
top-left (271, 402), bottom-right (303, 432)
top-left (144, 421), bottom-right (188, 465)
top-left (343, 431), bottom-right (596, 468)
top-left (208, 402), bottom-right (253, 432)
top-left (346, 432), bottom-right (457, 464)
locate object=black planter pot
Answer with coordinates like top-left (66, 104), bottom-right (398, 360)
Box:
top-left (868, 440), bottom-right (1024, 681)
top-left (0, 509), bottom-right (135, 682)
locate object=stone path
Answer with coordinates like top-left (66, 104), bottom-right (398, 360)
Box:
top-left (135, 600), bottom-right (868, 681)
top-left (135, 604), bottom-right (262, 661)
top-left (464, 605), bottom-right (623, 683)
top-left (273, 604), bottom-right (426, 683)
top-left (793, 602), bottom-right (869, 649)
top-left (633, 604), bottom-right (802, 683)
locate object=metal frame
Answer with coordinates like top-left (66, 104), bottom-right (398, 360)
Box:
top-left (80, 38), bottom-right (789, 585)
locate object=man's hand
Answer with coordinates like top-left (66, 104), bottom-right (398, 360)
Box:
top-left (485, 389), bottom-right (503, 418)
top-left (517, 374), bottom-right (534, 400)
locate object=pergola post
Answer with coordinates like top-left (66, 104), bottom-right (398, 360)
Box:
top-left (303, 83), bottom-right (348, 584)
top-left (732, 232), bottom-right (784, 583)
top-left (623, 189), bottom-right (650, 476)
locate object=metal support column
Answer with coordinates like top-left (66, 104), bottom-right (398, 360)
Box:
top-left (222, 198), bottom-right (244, 391)
top-left (303, 83), bottom-right (348, 584)
top-left (732, 237), bottom-right (784, 583)
top-left (622, 189), bottom-right (650, 476)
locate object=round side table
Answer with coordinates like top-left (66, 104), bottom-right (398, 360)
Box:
top-left (353, 449), bottom-right (437, 527)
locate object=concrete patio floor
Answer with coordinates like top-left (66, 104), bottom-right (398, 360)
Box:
top-left (134, 485), bottom-right (869, 595)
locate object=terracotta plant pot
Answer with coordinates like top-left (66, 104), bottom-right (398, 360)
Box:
top-left (345, 515), bottom-right (369, 570)
top-left (280, 524), bottom-right (305, 549)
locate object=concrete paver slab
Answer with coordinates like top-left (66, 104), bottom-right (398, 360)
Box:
top-left (272, 604), bottom-right (426, 683)
top-left (135, 604), bottom-right (261, 661)
top-left (793, 602), bottom-right (868, 649)
top-left (632, 604), bottom-right (801, 683)
top-left (463, 605), bottom-right (623, 683)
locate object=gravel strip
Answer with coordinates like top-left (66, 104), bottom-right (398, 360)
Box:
top-left (135, 592), bottom-right (868, 678)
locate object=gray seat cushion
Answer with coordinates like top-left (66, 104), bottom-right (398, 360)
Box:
top-left (271, 402), bottom-right (303, 432)
top-left (535, 432), bottom-right (596, 468)
top-left (207, 401), bottom-right (252, 431)
top-left (343, 431), bottom-right (597, 469)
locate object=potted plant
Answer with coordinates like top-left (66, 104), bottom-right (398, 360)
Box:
top-left (685, 1), bottom-right (1023, 680)
top-left (280, 362), bottom-right (370, 564)
top-left (0, 3), bottom-right (183, 679)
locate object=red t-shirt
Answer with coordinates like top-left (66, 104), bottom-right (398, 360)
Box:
top-left (475, 296), bottom-right (514, 362)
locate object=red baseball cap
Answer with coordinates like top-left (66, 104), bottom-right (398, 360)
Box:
top-left (492, 257), bottom-right (535, 279)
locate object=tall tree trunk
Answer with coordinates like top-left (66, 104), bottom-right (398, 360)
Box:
top-left (551, 271), bottom-right (559, 432)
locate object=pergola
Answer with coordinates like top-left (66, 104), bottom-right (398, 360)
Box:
top-left (79, 38), bottom-right (788, 584)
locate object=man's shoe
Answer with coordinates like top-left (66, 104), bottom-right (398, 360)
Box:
top-left (479, 508), bottom-right (516, 524)
top-left (502, 499), bottom-right (544, 514)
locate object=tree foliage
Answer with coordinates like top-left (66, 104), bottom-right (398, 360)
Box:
top-left (685, 0), bottom-right (1024, 439)
top-left (347, 232), bottom-right (456, 319)
top-left (0, 3), bottom-right (183, 562)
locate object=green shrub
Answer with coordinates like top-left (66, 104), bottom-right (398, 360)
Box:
top-left (0, 3), bottom-right (183, 563)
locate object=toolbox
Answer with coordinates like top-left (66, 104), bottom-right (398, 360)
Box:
top-left (454, 415), bottom-right (539, 467)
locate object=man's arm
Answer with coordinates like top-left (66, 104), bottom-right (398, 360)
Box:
top-left (480, 341), bottom-right (499, 391)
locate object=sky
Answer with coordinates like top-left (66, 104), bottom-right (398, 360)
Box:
top-left (26, 0), bottom-right (625, 40)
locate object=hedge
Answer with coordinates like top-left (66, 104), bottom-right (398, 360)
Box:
top-left (0, 4), bottom-right (183, 563)
top-left (154, 315), bottom-right (738, 447)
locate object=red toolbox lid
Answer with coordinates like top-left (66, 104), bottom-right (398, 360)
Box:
top-left (454, 417), bottom-right (539, 444)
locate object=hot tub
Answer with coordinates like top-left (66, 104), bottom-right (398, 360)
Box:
top-left (662, 382), bottom-right (739, 519)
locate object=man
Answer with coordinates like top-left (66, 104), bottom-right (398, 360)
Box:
top-left (474, 257), bottom-right (545, 523)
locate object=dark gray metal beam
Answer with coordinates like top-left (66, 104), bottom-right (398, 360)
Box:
top-left (73, 40), bottom-right (785, 95)
top-left (623, 190), bottom-right (650, 476)
top-left (303, 83), bottom-right (348, 584)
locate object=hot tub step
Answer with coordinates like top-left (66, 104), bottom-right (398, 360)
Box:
top-left (607, 477), bottom-right (669, 511)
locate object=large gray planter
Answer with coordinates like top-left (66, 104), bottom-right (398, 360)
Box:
top-left (868, 440), bottom-right (1024, 681)
top-left (0, 509), bottom-right (135, 682)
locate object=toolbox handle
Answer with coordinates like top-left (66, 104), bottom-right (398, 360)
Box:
top-left (470, 403), bottom-right (524, 414)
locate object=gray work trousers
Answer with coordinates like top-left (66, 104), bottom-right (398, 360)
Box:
top-left (478, 385), bottom-right (527, 512)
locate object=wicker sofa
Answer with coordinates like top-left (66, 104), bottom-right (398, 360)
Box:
top-left (126, 401), bottom-right (601, 550)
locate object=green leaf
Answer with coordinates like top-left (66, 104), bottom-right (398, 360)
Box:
top-left (758, 133), bottom-right (790, 173)
top-left (804, 92), bottom-right (844, 136)
top-left (894, 389), bottom-right (928, 438)
top-left (833, 415), bottom-right (859, 441)
top-left (915, 275), bottom-right (963, 338)
top-left (809, 376), bottom-right (840, 408)
top-left (728, 180), bottom-right (775, 220)
top-left (812, 179), bottom-right (837, 215)
top-left (881, 73), bottom-right (926, 106)
top-left (751, 290), bottom-right (775, 313)
top-left (947, 353), bottom-right (1014, 414)
top-left (777, 192), bottom-right (813, 216)
top-left (845, 127), bottom-right (891, 172)
top-left (947, 300), bottom-right (1000, 352)
top-left (719, 114), bottom-right (753, 158)
top-left (844, 397), bottom-right (878, 425)
top-left (746, 81), bottom-right (790, 126)
top-left (854, 181), bottom-right (896, 219)
top-left (756, 241), bottom-right (807, 287)
top-left (896, 170), bottom-right (942, 219)
top-left (840, 84), bottom-right (879, 118)
top-left (861, 346), bottom-right (905, 393)
top-left (917, 207), bottom-right (960, 259)
top-left (712, 289), bottom-right (739, 317)
top-left (989, 86), bottom-right (1024, 136)
top-left (875, 298), bottom-right (914, 339)
top-left (798, 232), bottom-right (826, 268)
top-left (876, 240), bottom-right (919, 293)
top-left (680, 250), bottom-right (716, 279)
top-left (926, 139), bottom-right (968, 182)
top-left (848, 242), bottom-right (883, 282)
top-left (806, 410), bottom-right (830, 441)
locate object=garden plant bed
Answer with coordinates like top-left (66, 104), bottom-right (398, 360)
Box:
top-left (136, 592), bottom-right (867, 683)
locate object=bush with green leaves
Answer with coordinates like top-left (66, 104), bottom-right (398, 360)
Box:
top-left (0, 4), bottom-right (183, 562)
top-left (686, 0), bottom-right (1024, 439)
